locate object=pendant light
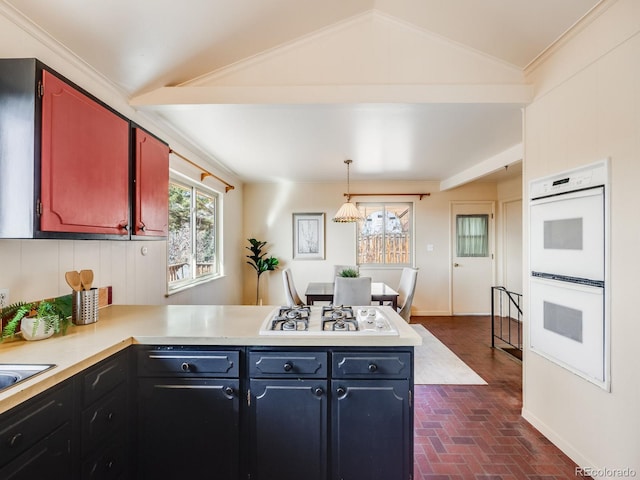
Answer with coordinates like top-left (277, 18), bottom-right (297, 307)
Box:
top-left (333, 159), bottom-right (364, 223)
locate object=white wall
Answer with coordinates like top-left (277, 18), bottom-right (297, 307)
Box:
top-left (0, 12), bottom-right (245, 306)
top-left (243, 180), bottom-right (500, 314)
top-left (523, 0), bottom-right (640, 474)
top-left (496, 176), bottom-right (523, 294)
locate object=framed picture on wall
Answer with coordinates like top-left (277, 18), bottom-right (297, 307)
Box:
top-left (293, 213), bottom-right (325, 260)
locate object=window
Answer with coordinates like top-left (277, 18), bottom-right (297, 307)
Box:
top-left (168, 173), bottom-right (220, 292)
top-left (456, 214), bottom-right (489, 257)
top-left (357, 203), bottom-right (413, 265)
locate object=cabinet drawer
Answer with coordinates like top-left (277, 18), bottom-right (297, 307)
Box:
top-left (82, 351), bottom-right (128, 406)
top-left (249, 351), bottom-right (327, 377)
top-left (0, 422), bottom-right (72, 479)
top-left (0, 381), bottom-right (73, 467)
top-left (332, 352), bottom-right (411, 379)
top-left (81, 383), bottom-right (127, 455)
top-left (137, 348), bottom-right (239, 377)
top-left (81, 437), bottom-right (127, 480)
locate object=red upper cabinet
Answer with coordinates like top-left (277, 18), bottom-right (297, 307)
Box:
top-left (40, 70), bottom-right (130, 236)
top-left (133, 127), bottom-right (169, 237)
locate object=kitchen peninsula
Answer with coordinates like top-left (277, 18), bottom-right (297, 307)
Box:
top-left (0, 305), bottom-right (420, 480)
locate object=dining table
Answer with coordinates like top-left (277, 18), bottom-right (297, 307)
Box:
top-left (304, 281), bottom-right (400, 310)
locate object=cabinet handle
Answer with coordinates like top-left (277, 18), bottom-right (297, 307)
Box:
top-left (8, 432), bottom-right (22, 448)
top-left (181, 362), bottom-right (190, 372)
top-left (224, 386), bottom-right (234, 396)
top-left (118, 221), bottom-right (129, 231)
top-left (313, 387), bottom-right (324, 397)
top-left (368, 363), bottom-right (378, 373)
top-left (336, 387), bottom-right (346, 396)
top-left (283, 362), bottom-right (293, 372)
top-left (107, 411), bottom-right (115, 422)
top-left (138, 222), bottom-right (146, 232)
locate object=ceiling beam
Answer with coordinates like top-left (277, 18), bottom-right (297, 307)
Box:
top-left (440, 143), bottom-right (523, 191)
top-left (130, 84), bottom-right (532, 106)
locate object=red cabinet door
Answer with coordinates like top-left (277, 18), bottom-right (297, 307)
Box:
top-left (40, 70), bottom-right (129, 235)
top-left (134, 128), bottom-right (169, 237)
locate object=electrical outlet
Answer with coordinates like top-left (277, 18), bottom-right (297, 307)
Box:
top-left (0, 288), bottom-right (8, 309)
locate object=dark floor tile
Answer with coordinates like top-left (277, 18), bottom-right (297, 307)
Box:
top-left (411, 316), bottom-right (591, 480)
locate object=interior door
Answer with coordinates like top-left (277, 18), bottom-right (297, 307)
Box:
top-left (451, 202), bottom-right (494, 314)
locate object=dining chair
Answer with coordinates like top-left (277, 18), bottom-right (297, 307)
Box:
top-left (334, 265), bottom-right (360, 277)
top-left (333, 276), bottom-right (371, 306)
top-left (282, 268), bottom-right (303, 307)
top-left (396, 267), bottom-right (418, 322)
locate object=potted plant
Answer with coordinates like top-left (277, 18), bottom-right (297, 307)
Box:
top-left (1, 297), bottom-right (72, 341)
top-left (246, 238), bottom-right (279, 305)
top-left (338, 268), bottom-right (359, 278)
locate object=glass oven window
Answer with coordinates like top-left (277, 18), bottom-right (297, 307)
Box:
top-left (544, 218), bottom-right (583, 250)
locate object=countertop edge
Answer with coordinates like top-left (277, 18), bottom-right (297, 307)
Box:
top-left (0, 304), bottom-right (421, 414)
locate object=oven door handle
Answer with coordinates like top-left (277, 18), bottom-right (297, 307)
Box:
top-left (530, 185), bottom-right (603, 205)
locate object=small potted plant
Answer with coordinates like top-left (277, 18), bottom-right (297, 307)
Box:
top-left (246, 238), bottom-right (279, 305)
top-left (1, 298), bottom-right (72, 341)
top-left (338, 268), bottom-right (359, 278)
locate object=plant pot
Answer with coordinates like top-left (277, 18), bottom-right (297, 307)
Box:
top-left (20, 316), bottom-right (55, 341)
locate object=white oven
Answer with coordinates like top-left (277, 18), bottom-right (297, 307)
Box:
top-left (528, 159), bottom-right (609, 389)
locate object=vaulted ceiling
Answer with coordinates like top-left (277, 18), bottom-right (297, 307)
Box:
top-left (1, 0), bottom-right (602, 186)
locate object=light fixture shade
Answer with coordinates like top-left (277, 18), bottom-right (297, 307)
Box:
top-left (332, 201), bottom-right (363, 223)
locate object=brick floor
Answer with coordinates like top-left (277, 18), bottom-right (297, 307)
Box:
top-left (411, 316), bottom-right (589, 480)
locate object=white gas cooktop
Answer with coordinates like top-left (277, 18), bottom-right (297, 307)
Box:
top-left (259, 306), bottom-right (399, 336)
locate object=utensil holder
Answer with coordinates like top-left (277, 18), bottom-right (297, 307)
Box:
top-left (72, 288), bottom-right (99, 325)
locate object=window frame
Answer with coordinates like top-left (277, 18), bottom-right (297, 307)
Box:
top-left (356, 202), bottom-right (414, 267)
top-left (166, 169), bottom-right (223, 295)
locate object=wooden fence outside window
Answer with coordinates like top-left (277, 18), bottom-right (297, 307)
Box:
top-left (357, 233), bottom-right (410, 264)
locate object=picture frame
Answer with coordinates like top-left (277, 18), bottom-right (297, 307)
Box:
top-left (293, 213), bottom-right (325, 260)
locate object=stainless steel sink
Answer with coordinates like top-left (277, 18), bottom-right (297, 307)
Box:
top-left (0, 364), bottom-right (55, 392)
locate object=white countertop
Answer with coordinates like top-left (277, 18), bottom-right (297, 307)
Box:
top-left (0, 304), bottom-right (421, 413)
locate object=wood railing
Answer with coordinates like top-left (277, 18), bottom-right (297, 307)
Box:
top-left (357, 233), bottom-right (410, 264)
top-left (168, 263), bottom-right (214, 282)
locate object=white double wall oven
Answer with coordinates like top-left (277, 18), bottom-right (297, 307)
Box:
top-left (528, 159), bottom-right (609, 389)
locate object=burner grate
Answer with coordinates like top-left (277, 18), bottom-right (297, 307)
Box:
top-left (269, 306), bottom-right (311, 331)
top-left (321, 306), bottom-right (358, 331)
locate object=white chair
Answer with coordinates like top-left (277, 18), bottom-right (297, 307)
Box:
top-left (282, 268), bottom-right (303, 307)
top-left (396, 268), bottom-right (418, 322)
top-left (334, 265), bottom-right (360, 277)
top-left (333, 276), bottom-right (371, 306)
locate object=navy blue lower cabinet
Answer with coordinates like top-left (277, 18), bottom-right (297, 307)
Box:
top-left (137, 377), bottom-right (240, 479)
top-left (247, 348), bottom-right (414, 480)
top-left (135, 347), bottom-right (241, 479)
top-left (249, 379), bottom-right (328, 480)
top-left (0, 422), bottom-right (72, 479)
top-left (331, 379), bottom-right (412, 480)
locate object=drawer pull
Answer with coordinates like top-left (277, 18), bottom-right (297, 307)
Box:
top-left (368, 363), bottom-right (378, 373)
top-left (181, 362), bottom-right (190, 372)
top-left (8, 432), bottom-right (23, 448)
top-left (283, 362), bottom-right (293, 372)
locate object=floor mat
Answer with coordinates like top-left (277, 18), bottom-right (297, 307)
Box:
top-left (412, 324), bottom-right (487, 385)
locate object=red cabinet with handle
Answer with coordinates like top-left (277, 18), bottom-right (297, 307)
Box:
top-left (133, 127), bottom-right (169, 237)
top-left (40, 70), bottom-right (130, 236)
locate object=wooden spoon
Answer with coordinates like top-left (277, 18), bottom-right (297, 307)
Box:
top-left (65, 271), bottom-right (82, 292)
top-left (79, 269), bottom-right (94, 291)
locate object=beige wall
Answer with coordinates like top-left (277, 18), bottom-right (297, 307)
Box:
top-left (523, 0), bottom-right (639, 473)
top-left (0, 13), bottom-right (244, 306)
top-left (243, 180), bottom-right (502, 313)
